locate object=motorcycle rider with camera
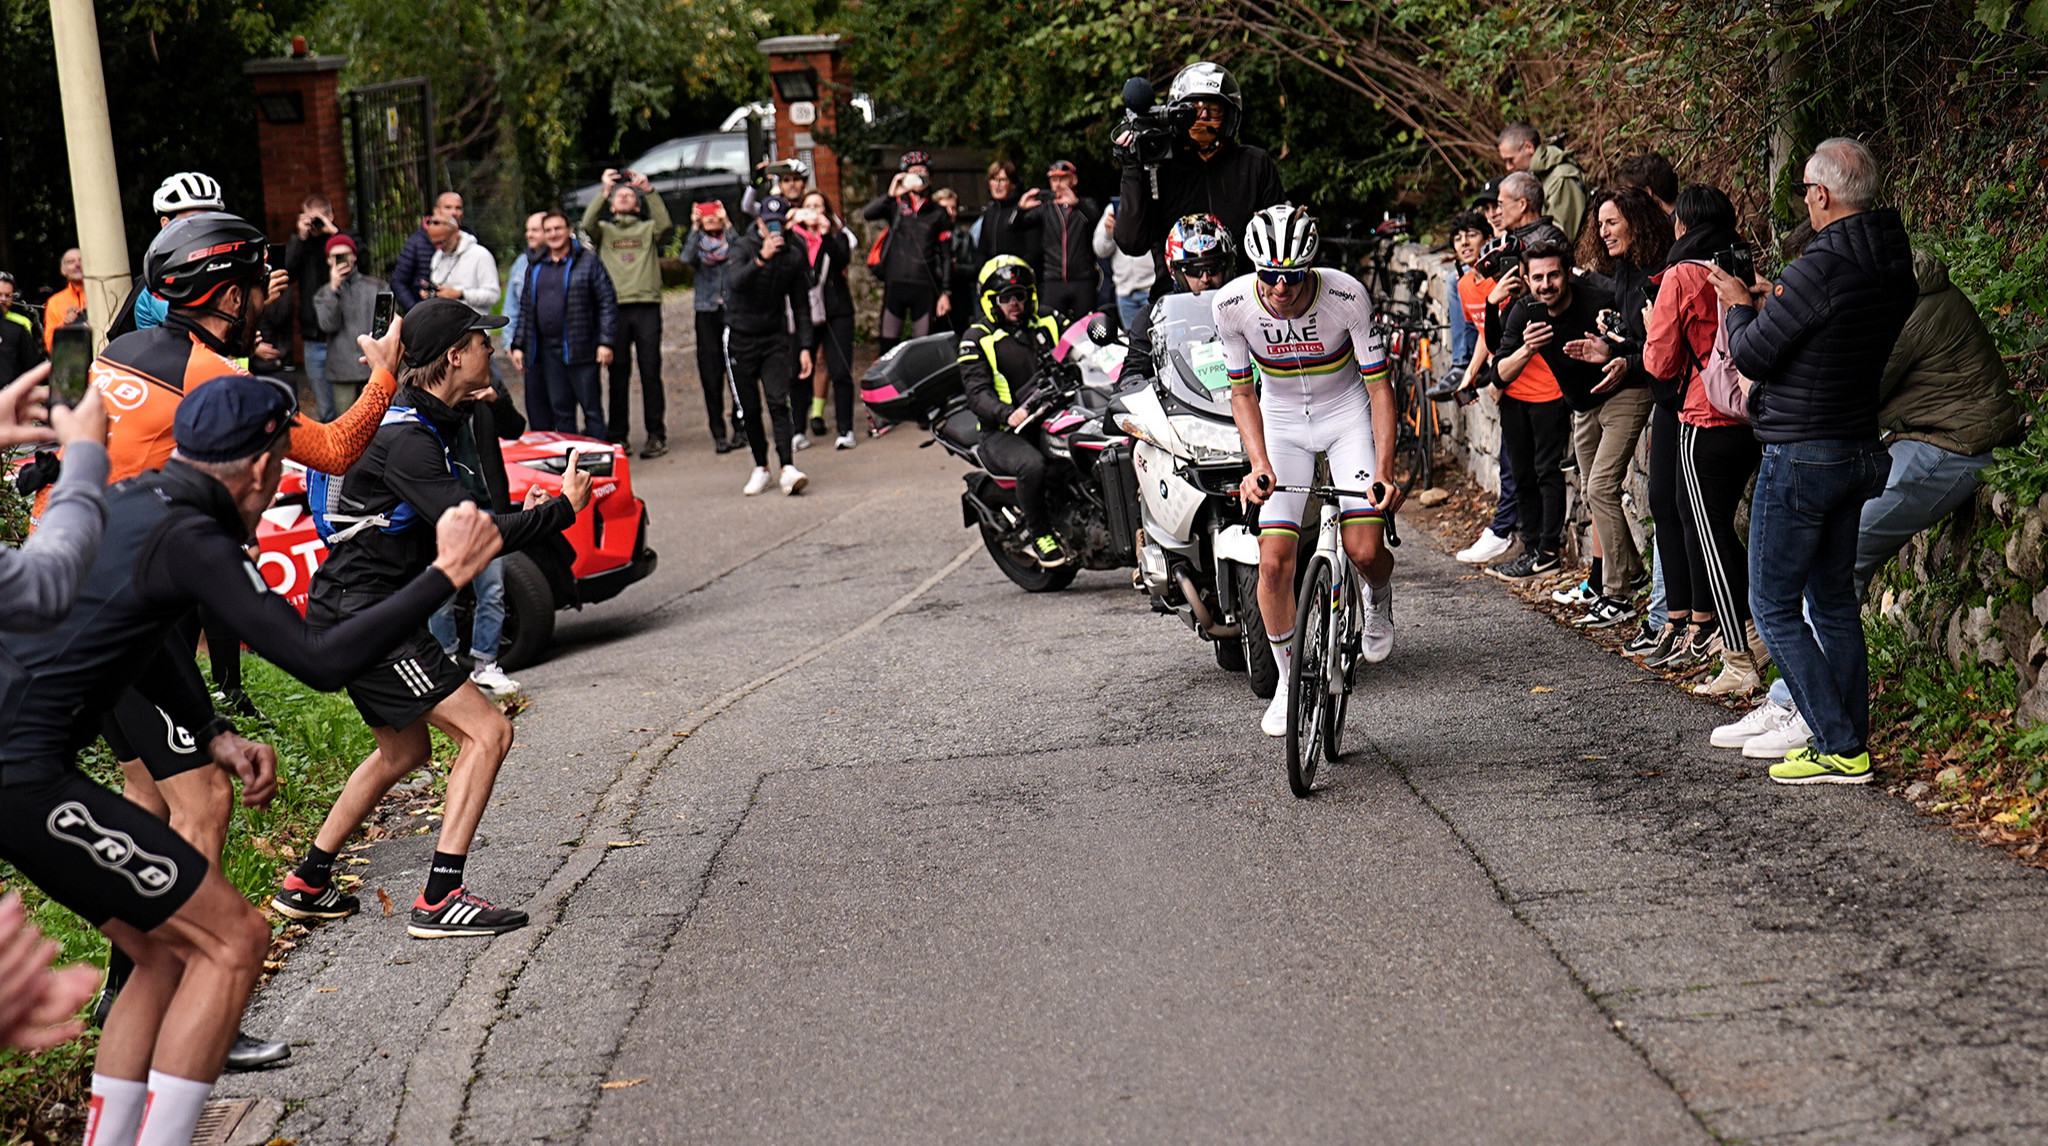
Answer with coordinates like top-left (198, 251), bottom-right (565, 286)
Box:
top-left (1219, 205), bottom-right (1405, 737)
top-left (958, 256), bottom-right (1072, 569)
top-left (1122, 214), bottom-right (1236, 385)
top-left (1113, 62), bottom-right (1285, 286)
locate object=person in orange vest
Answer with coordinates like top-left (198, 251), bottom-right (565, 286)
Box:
top-left (44, 248), bottom-right (86, 351)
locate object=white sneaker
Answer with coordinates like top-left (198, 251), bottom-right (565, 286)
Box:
top-left (470, 662), bottom-right (520, 696)
top-left (1742, 712), bottom-right (1813, 759)
top-left (1456, 530), bottom-right (1513, 564)
top-left (780, 465), bottom-right (808, 496)
top-left (792, 433), bottom-right (812, 452)
top-left (835, 433), bottom-right (855, 450)
top-left (1261, 689), bottom-right (1290, 737)
top-left (1711, 698), bottom-right (1792, 748)
top-left (1551, 578), bottom-right (1596, 606)
top-left (1362, 583), bottom-right (1394, 663)
top-left (742, 467), bottom-right (773, 496)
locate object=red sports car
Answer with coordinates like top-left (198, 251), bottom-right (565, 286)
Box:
top-left (256, 432), bottom-right (657, 669)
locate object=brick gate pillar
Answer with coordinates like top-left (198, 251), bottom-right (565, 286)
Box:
top-left (241, 50), bottom-right (352, 241)
top-left (757, 35), bottom-right (849, 209)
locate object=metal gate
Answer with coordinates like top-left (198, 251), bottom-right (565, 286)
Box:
top-left (346, 78), bottom-right (438, 277)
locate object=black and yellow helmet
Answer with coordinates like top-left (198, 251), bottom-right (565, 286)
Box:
top-left (977, 254), bottom-right (1038, 324)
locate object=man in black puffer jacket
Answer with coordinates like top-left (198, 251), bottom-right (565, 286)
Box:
top-left (1714, 137), bottom-right (1917, 786)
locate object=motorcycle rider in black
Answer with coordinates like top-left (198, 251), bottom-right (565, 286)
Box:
top-left (1122, 213), bottom-right (1237, 385)
top-left (958, 256), bottom-right (1071, 568)
top-left (1114, 62), bottom-right (1285, 286)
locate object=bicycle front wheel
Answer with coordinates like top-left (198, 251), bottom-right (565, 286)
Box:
top-left (1323, 568), bottom-right (1358, 763)
top-left (1285, 556), bottom-right (1335, 797)
top-left (1411, 369), bottom-right (1437, 492)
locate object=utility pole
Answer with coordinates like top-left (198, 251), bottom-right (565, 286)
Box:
top-left (49, 0), bottom-right (129, 349)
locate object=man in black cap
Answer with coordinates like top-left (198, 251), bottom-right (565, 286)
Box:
top-left (1017, 159), bottom-right (1102, 323)
top-left (278, 298), bottom-right (592, 940)
top-left (0, 372), bottom-right (504, 1146)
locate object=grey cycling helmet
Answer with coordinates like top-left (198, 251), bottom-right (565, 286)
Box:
top-left (1166, 62), bottom-right (1242, 142)
top-left (153, 171), bottom-right (226, 215)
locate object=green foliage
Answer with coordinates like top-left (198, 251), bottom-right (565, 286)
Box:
top-left (301, 0), bottom-right (799, 229)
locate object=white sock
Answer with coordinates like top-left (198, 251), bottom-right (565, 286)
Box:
top-left (84, 1074), bottom-right (147, 1146)
top-left (135, 1071), bottom-right (213, 1146)
top-left (1268, 629), bottom-right (1294, 684)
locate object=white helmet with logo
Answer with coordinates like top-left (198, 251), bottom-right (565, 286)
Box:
top-left (1242, 204), bottom-right (1319, 271)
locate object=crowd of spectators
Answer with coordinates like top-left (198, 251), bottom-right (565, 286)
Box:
top-left (1445, 127), bottom-right (2023, 782)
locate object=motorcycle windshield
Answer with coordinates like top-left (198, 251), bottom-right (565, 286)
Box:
top-left (1148, 291), bottom-right (1236, 419)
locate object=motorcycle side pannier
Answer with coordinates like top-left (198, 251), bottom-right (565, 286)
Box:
top-left (1096, 440), bottom-right (1142, 566)
top-left (859, 332), bottom-right (964, 425)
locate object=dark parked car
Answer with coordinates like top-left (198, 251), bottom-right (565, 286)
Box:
top-left (564, 132), bottom-right (756, 224)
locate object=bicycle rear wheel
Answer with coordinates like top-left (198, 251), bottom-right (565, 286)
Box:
top-left (1410, 368), bottom-right (1437, 492)
top-left (1285, 556), bottom-right (1334, 797)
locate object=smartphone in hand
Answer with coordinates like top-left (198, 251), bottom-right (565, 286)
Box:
top-left (48, 326), bottom-right (93, 408)
top-left (371, 292), bottom-right (395, 338)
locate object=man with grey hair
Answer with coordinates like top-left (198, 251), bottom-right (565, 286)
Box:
top-left (1707, 135), bottom-right (1916, 786)
top-left (1498, 121), bottom-right (1588, 241)
top-left (1496, 171), bottom-right (1569, 248)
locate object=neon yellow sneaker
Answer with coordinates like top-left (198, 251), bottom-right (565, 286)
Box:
top-left (1031, 534), bottom-right (1071, 569)
top-left (1768, 745), bottom-right (1873, 785)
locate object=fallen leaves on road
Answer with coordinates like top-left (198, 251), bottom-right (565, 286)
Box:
top-left (377, 888), bottom-right (394, 916)
top-left (1530, 686), bottom-right (1555, 694)
top-left (317, 987), bottom-right (338, 993)
top-left (606, 840), bottom-right (646, 848)
top-left (600, 1078), bottom-right (648, 1089)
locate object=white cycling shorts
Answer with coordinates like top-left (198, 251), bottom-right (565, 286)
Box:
top-left (1257, 385), bottom-right (1381, 538)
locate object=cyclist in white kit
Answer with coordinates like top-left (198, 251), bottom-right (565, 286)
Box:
top-left (1214, 203), bottom-right (1406, 736)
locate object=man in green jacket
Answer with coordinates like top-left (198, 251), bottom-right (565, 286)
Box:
top-left (583, 169), bottom-right (673, 457)
top-left (1498, 123), bottom-right (1588, 244)
top-left (1855, 247), bottom-right (2023, 595)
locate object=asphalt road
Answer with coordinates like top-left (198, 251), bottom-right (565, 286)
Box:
top-left (221, 325), bottom-right (2048, 1144)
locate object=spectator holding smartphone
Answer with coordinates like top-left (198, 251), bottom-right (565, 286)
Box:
top-left (584, 167), bottom-right (673, 457)
top-left (284, 194), bottom-right (345, 404)
top-left (681, 202), bottom-right (740, 451)
top-left (313, 234), bottom-right (388, 419)
top-left (862, 151), bottom-right (953, 355)
top-left (795, 191), bottom-right (859, 449)
top-left (1018, 159), bottom-right (1102, 323)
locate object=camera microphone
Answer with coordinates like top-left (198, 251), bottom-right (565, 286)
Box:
top-left (1122, 76), bottom-right (1155, 113)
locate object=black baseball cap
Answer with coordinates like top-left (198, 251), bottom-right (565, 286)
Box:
top-left (174, 374), bottom-right (299, 463)
top-left (758, 195), bottom-right (790, 223)
top-left (1473, 177), bottom-right (1505, 206)
top-left (401, 297), bottom-right (508, 368)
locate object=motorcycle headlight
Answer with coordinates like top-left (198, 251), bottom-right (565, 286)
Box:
top-left (1113, 411), bottom-right (1163, 448)
top-left (1167, 414), bottom-right (1244, 463)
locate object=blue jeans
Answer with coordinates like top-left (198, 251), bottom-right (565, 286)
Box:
top-left (1647, 543), bottom-right (1668, 629)
top-left (1748, 440), bottom-right (1892, 756)
top-left (429, 556), bottom-right (506, 663)
top-left (303, 340), bottom-right (334, 420)
top-left (1854, 438), bottom-right (1994, 600)
top-left (1117, 290), bottom-right (1152, 328)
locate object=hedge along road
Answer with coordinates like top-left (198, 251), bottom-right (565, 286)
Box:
top-left (217, 371), bottom-right (2048, 1144)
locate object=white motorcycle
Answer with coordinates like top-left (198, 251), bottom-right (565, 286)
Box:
top-left (1093, 292), bottom-right (1280, 697)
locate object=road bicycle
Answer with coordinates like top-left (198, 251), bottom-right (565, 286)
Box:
top-left (1264, 479), bottom-right (1401, 797)
top-left (1359, 225), bottom-right (1447, 494)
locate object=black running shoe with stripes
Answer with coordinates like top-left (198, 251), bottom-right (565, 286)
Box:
top-left (408, 887), bottom-right (529, 939)
top-left (271, 874), bottom-right (361, 921)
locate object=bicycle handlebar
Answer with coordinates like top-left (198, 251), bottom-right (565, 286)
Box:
top-left (1251, 475), bottom-right (1403, 548)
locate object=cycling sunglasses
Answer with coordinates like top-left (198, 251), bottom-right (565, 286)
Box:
top-left (1256, 268), bottom-right (1311, 286)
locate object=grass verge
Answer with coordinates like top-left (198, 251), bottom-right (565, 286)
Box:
top-left (0, 654), bottom-right (464, 1145)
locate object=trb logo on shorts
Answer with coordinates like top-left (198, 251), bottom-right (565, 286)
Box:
top-left (46, 802), bottom-right (180, 897)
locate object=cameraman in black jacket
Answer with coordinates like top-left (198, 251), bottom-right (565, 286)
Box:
top-left (1114, 62), bottom-right (1285, 284)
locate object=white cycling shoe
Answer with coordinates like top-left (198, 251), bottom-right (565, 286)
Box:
top-left (1261, 690), bottom-right (1290, 737)
top-left (1362, 584), bottom-right (1395, 663)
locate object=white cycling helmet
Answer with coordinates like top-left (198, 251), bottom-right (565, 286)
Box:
top-left (153, 171), bottom-right (226, 215)
top-left (1242, 203), bottom-right (1319, 271)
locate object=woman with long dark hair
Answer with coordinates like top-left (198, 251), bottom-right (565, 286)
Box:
top-left (1643, 183), bottom-right (1766, 695)
top-left (796, 190), bottom-right (859, 449)
top-left (1557, 187), bottom-right (1670, 626)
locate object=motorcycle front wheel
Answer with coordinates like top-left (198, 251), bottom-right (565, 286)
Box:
top-left (978, 521), bottom-right (1078, 592)
top-left (1230, 560), bottom-right (1280, 698)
